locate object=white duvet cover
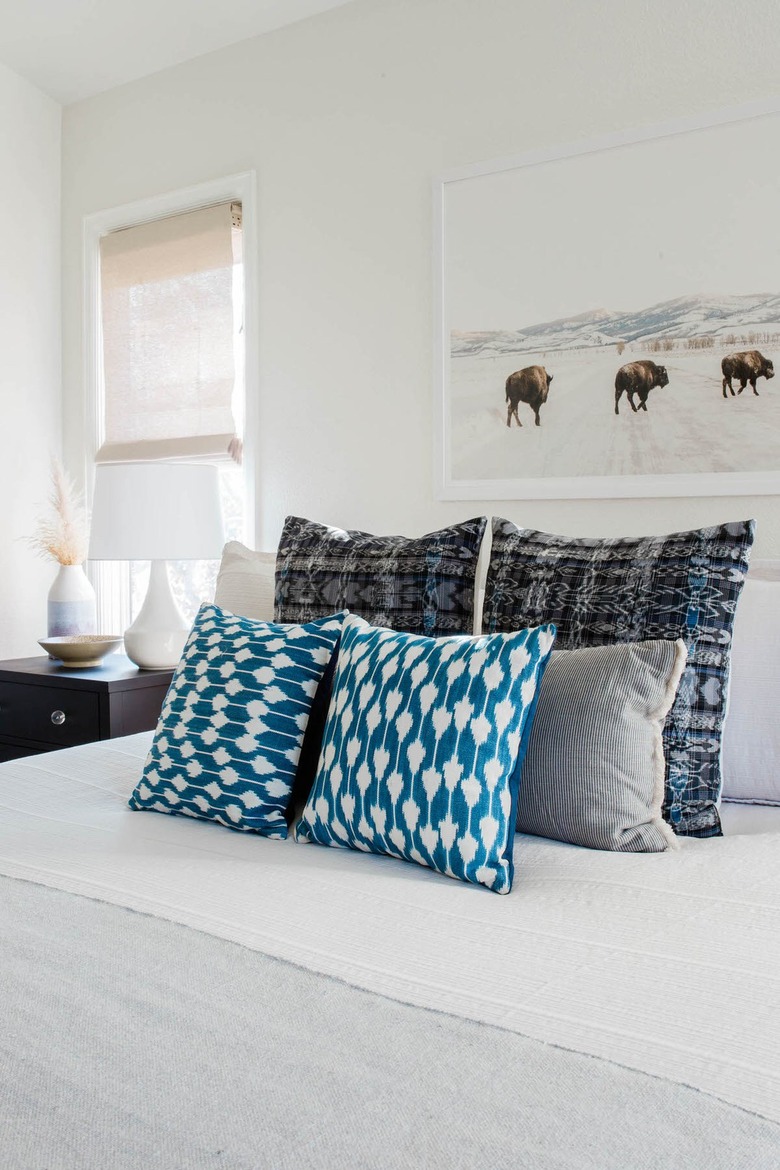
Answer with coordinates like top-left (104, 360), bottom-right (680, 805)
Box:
top-left (1, 733), bottom-right (779, 1123)
top-left (720, 801), bottom-right (780, 835)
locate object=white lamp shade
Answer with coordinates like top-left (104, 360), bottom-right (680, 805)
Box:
top-left (88, 462), bottom-right (225, 561)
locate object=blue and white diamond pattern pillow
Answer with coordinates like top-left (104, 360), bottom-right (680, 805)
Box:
top-left (129, 603), bottom-right (345, 838)
top-left (295, 615), bottom-right (556, 892)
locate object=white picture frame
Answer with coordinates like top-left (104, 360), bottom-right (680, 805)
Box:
top-left (435, 98), bottom-right (780, 500)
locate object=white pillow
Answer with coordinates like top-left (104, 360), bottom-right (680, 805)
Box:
top-left (214, 541), bottom-right (276, 621)
top-left (721, 560), bottom-right (780, 804)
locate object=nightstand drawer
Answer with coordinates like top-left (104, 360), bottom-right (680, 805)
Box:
top-left (0, 681), bottom-right (100, 748)
top-left (0, 741), bottom-right (44, 763)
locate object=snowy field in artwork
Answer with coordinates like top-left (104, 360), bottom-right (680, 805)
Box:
top-left (449, 344), bottom-right (780, 482)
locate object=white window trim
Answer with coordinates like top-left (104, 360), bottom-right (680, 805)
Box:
top-left (82, 173), bottom-right (258, 631)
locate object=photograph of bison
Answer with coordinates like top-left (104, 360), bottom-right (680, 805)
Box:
top-left (448, 298), bottom-right (780, 486)
top-left (614, 360), bottom-right (669, 415)
top-left (440, 101), bottom-right (780, 495)
top-left (506, 366), bottom-right (553, 427)
top-left (721, 350), bottom-right (775, 398)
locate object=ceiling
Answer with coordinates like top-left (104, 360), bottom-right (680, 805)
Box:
top-left (0, 0), bottom-right (356, 105)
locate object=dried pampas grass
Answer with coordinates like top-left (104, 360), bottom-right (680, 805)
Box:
top-left (29, 458), bottom-right (89, 566)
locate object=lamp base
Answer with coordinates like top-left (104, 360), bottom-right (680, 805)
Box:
top-left (124, 560), bottom-right (189, 670)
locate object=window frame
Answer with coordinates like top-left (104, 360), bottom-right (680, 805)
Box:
top-left (82, 173), bottom-right (257, 631)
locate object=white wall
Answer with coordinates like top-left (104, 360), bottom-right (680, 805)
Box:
top-left (62, 0), bottom-right (780, 555)
top-left (0, 64), bottom-right (61, 657)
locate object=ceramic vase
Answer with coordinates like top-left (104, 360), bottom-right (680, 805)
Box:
top-left (47, 564), bottom-right (97, 637)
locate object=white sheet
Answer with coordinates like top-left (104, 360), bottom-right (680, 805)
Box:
top-left (1, 733), bottom-right (779, 1123)
top-left (721, 801), bottom-right (780, 835)
top-left (721, 568), bottom-right (780, 804)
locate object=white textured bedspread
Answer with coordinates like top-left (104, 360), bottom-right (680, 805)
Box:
top-left (2, 734), bottom-right (779, 1124)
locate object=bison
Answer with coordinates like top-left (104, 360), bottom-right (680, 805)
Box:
top-left (614, 360), bottom-right (669, 415)
top-left (721, 350), bottom-right (774, 398)
top-left (505, 365), bottom-right (553, 427)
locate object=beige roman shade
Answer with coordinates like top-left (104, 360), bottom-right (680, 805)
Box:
top-left (98, 200), bottom-right (242, 463)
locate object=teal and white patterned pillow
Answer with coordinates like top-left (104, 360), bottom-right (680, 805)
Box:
top-left (295, 615), bottom-right (556, 893)
top-left (129, 604), bottom-right (345, 837)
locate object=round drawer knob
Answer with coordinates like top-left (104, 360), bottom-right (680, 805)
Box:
top-left (50, 710), bottom-right (66, 726)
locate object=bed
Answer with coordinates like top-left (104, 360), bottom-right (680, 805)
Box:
top-left (2, 520), bottom-right (779, 1168)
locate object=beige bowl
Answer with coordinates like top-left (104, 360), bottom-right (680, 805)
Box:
top-left (38, 634), bottom-right (123, 668)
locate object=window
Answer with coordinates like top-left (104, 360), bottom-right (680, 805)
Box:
top-left (98, 201), bottom-right (243, 464)
top-left (84, 175), bottom-right (255, 633)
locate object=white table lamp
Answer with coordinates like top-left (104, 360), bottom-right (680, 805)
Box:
top-left (88, 463), bottom-right (225, 669)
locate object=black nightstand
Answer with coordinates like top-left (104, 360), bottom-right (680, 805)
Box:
top-left (0, 655), bottom-right (174, 763)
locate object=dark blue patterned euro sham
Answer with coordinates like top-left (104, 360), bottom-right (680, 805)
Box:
top-left (483, 518), bottom-right (756, 837)
top-left (275, 515), bottom-right (487, 638)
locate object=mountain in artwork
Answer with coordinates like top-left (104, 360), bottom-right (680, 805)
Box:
top-left (451, 293), bottom-right (780, 356)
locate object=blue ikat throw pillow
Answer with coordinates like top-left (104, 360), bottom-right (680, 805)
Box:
top-left (295, 615), bottom-right (556, 893)
top-left (129, 603), bottom-right (345, 838)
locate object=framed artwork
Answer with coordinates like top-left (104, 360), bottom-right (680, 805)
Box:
top-left (435, 99), bottom-right (780, 499)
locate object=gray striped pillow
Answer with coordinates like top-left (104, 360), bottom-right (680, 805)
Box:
top-left (518, 640), bottom-right (687, 852)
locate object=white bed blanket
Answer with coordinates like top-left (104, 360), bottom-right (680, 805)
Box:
top-left (720, 801), bottom-right (780, 835)
top-left (1, 734), bottom-right (779, 1123)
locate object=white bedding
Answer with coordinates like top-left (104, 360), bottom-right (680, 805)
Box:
top-left (720, 801), bottom-right (780, 835)
top-left (1, 732), bottom-right (779, 1124)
